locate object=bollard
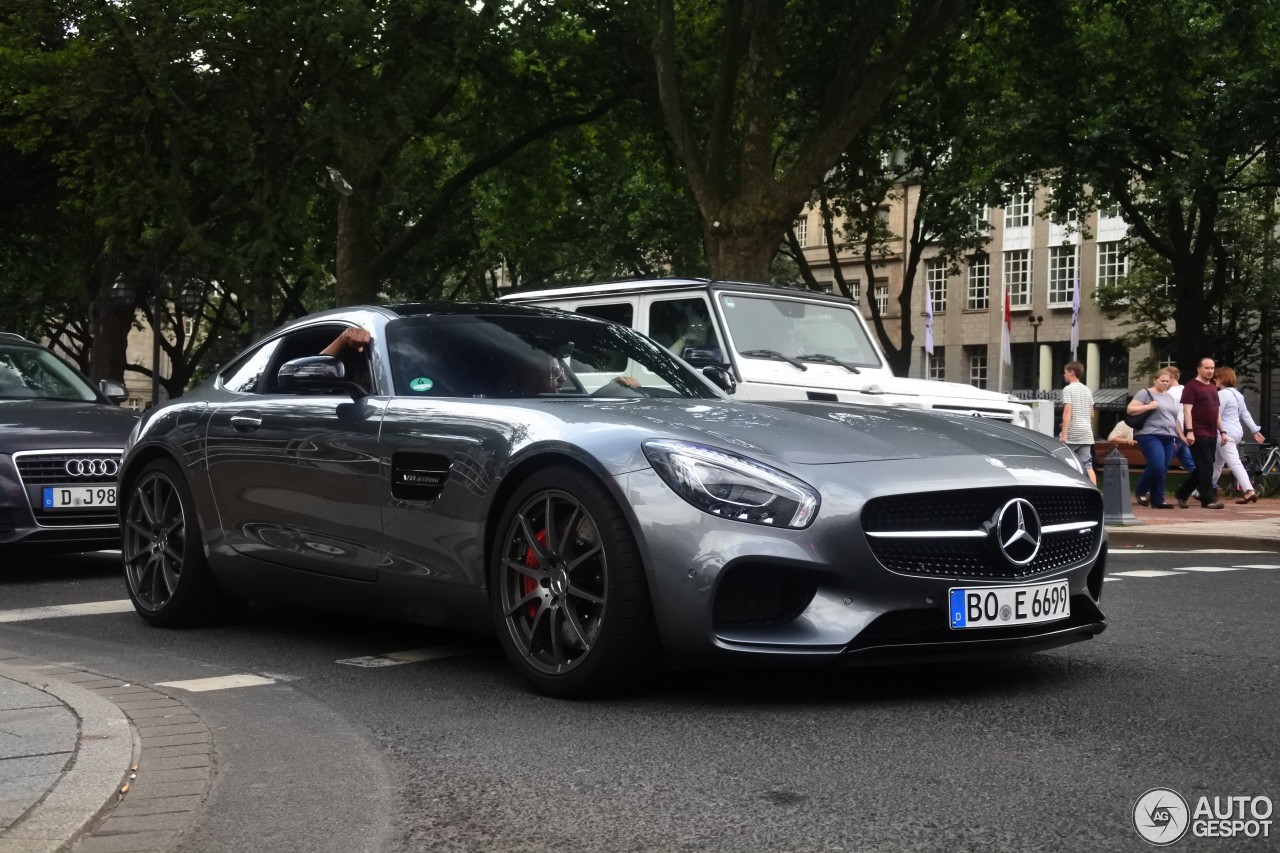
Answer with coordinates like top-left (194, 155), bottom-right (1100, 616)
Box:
top-left (1103, 446), bottom-right (1141, 526)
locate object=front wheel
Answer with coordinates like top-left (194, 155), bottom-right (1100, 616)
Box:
top-left (122, 459), bottom-right (238, 626)
top-left (490, 467), bottom-right (660, 697)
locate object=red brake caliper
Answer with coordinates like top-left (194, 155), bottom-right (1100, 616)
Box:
top-left (521, 528), bottom-right (548, 619)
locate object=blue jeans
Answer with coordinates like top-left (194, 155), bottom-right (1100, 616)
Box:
top-left (1173, 437), bottom-right (1196, 473)
top-left (1135, 433), bottom-right (1175, 505)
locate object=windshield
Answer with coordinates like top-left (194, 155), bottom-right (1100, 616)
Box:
top-left (0, 344), bottom-right (100, 402)
top-left (387, 314), bottom-right (719, 400)
top-left (717, 293), bottom-right (883, 368)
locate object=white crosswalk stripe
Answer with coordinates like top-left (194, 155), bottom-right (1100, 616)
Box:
top-left (1175, 566), bottom-right (1244, 573)
top-left (1233, 564), bottom-right (1280, 569)
top-left (0, 600), bottom-right (134, 623)
top-left (336, 648), bottom-right (473, 668)
top-left (156, 674), bottom-right (277, 692)
top-left (1111, 570), bottom-right (1186, 578)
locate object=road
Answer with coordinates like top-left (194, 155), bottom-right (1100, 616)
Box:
top-left (2, 547), bottom-right (1278, 852)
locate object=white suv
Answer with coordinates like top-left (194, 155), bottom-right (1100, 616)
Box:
top-left (501, 278), bottom-right (1033, 428)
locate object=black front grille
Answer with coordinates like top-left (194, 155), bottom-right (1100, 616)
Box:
top-left (15, 452), bottom-right (121, 485)
top-left (862, 487), bottom-right (1103, 581)
top-left (15, 450), bottom-right (121, 529)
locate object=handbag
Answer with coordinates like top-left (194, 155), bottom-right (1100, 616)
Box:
top-left (1122, 389), bottom-right (1153, 430)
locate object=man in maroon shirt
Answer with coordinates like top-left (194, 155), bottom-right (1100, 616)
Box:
top-left (1174, 357), bottom-right (1229, 509)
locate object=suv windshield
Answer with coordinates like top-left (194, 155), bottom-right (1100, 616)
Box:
top-left (387, 314), bottom-right (718, 400)
top-left (0, 343), bottom-right (99, 402)
top-left (717, 293), bottom-right (883, 368)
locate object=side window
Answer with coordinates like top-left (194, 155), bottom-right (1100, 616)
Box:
top-left (219, 339), bottom-right (282, 394)
top-left (576, 303), bottom-right (633, 327)
top-left (649, 298), bottom-right (720, 360)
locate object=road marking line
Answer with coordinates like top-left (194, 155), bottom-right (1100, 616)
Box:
top-left (1233, 564), bottom-right (1280, 569)
top-left (0, 600), bottom-right (134, 623)
top-left (1110, 570), bottom-right (1186, 578)
top-left (156, 675), bottom-right (277, 692)
top-left (1175, 566), bottom-right (1244, 573)
top-left (1103, 577), bottom-right (1122, 582)
top-left (336, 648), bottom-right (473, 668)
top-left (1111, 548), bottom-right (1273, 555)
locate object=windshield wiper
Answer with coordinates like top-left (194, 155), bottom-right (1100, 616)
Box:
top-left (738, 349), bottom-right (808, 370)
top-left (796, 353), bottom-right (861, 374)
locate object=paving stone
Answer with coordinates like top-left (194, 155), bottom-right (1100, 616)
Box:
top-left (131, 716), bottom-right (202, 732)
top-left (96, 810), bottom-right (195, 832)
top-left (122, 705), bottom-right (189, 720)
top-left (140, 743), bottom-right (210, 761)
top-left (109, 794), bottom-right (203, 817)
top-left (72, 829), bottom-right (177, 853)
top-left (124, 778), bottom-right (209, 799)
top-left (139, 732), bottom-right (209, 749)
top-left (139, 754), bottom-right (210, 772)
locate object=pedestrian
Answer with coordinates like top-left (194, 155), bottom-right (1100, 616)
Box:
top-left (1211, 366), bottom-right (1265, 504)
top-left (1127, 368), bottom-right (1179, 508)
top-left (1174, 357), bottom-right (1229, 509)
top-left (1059, 361), bottom-right (1097, 485)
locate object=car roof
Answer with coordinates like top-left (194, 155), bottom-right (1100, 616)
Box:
top-left (499, 277), bottom-right (856, 306)
top-left (0, 332), bottom-right (32, 343)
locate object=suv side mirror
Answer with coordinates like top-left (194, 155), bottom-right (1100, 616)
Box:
top-left (98, 379), bottom-right (129, 404)
top-left (277, 356), bottom-right (366, 399)
top-left (702, 366), bottom-right (736, 395)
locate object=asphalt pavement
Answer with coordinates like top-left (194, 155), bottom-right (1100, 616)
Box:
top-left (3, 495), bottom-right (1279, 852)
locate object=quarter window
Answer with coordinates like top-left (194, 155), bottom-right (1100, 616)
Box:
top-left (219, 339), bottom-right (281, 394)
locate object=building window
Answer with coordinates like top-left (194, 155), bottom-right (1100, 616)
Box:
top-left (926, 258), bottom-right (947, 314)
top-left (124, 396), bottom-right (144, 411)
top-left (874, 279), bottom-right (889, 315)
top-left (974, 206), bottom-right (991, 232)
top-left (968, 347), bottom-right (989, 389)
top-left (1003, 249), bottom-right (1031, 308)
top-left (926, 349), bottom-right (946, 380)
top-left (966, 254), bottom-right (990, 310)
top-left (1048, 245), bottom-right (1078, 306)
top-left (793, 217), bottom-right (808, 247)
top-left (846, 278), bottom-right (861, 302)
top-left (1004, 187), bottom-right (1033, 229)
top-left (1097, 241), bottom-right (1128, 288)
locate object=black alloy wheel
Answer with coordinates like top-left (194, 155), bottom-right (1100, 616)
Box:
top-left (492, 467), bottom-right (660, 697)
top-left (122, 459), bottom-right (234, 626)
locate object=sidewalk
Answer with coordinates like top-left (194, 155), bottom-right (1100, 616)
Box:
top-left (0, 657), bottom-right (211, 853)
top-left (3, 502), bottom-right (1279, 853)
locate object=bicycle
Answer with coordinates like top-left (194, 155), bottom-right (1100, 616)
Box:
top-left (1218, 441), bottom-right (1280, 499)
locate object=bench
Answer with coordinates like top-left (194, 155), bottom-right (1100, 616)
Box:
top-left (1091, 440), bottom-right (1192, 472)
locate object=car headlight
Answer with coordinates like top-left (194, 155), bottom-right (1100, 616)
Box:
top-left (1052, 444), bottom-right (1084, 474)
top-left (642, 440), bottom-right (819, 528)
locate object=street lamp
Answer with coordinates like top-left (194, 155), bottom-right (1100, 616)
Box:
top-left (1028, 314), bottom-right (1044, 389)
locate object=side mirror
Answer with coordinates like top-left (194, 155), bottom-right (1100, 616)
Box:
top-left (683, 346), bottom-right (726, 368)
top-left (98, 379), bottom-right (129, 404)
top-left (277, 356), bottom-right (366, 399)
top-left (702, 366), bottom-right (736, 395)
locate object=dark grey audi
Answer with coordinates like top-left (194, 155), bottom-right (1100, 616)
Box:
top-left (117, 303), bottom-right (1108, 696)
top-left (0, 332), bottom-right (136, 553)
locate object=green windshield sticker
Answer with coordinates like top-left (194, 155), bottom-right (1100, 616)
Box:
top-left (409, 377), bottom-right (434, 392)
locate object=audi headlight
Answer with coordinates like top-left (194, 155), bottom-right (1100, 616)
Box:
top-left (1052, 444), bottom-right (1084, 474)
top-left (642, 440), bottom-right (819, 528)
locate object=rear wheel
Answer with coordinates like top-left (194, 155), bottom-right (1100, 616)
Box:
top-left (122, 459), bottom-right (238, 626)
top-left (490, 467), bottom-right (660, 697)
top-left (1256, 452), bottom-right (1280, 498)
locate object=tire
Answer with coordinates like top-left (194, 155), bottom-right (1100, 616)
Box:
top-left (490, 466), bottom-right (661, 697)
top-left (1257, 453), bottom-right (1280, 498)
top-left (122, 459), bottom-right (239, 626)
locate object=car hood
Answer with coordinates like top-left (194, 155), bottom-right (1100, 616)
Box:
top-left (546, 397), bottom-right (1058, 467)
top-left (0, 400), bottom-right (138, 452)
top-left (740, 362), bottom-right (1023, 407)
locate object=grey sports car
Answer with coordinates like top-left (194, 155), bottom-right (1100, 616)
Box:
top-left (118, 303), bottom-right (1107, 696)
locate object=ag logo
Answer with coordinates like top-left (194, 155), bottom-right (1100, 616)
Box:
top-left (1134, 788), bottom-right (1189, 845)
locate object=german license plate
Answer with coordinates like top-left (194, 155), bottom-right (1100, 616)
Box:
top-left (948, 579), bottom-right (1070, 629)
top-left (42, 485), bottom-right (117, 509)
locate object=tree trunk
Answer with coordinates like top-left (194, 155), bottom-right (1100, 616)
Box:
top-left (87, 290), bottom-right (133, 383)
top-left (705, 215), bottom-right (788, 281)
top-left (335, 181), bottom-right (380, 306)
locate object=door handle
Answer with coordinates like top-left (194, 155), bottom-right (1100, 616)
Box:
top-left (229, 413), bottom-right (262, 432)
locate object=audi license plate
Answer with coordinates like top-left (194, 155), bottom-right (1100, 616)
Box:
top-left (948, 579), bottom-right (1070, 629)
top-left (43, 485), bottom-right (117, 510)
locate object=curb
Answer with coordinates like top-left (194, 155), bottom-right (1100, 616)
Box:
top-left (1106, 529), bottom-right (1280, 551)
top-left (0, 659), bottom-right (214, 853)
top-left (0, 662), bottom-right (135, 852)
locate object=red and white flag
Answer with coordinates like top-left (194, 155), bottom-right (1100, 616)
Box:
top-left (1000, 287), bottom-right (1012, 365)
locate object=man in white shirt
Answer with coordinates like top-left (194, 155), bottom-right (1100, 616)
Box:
top-left (1060, 361), bottom-right (1097, 485)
